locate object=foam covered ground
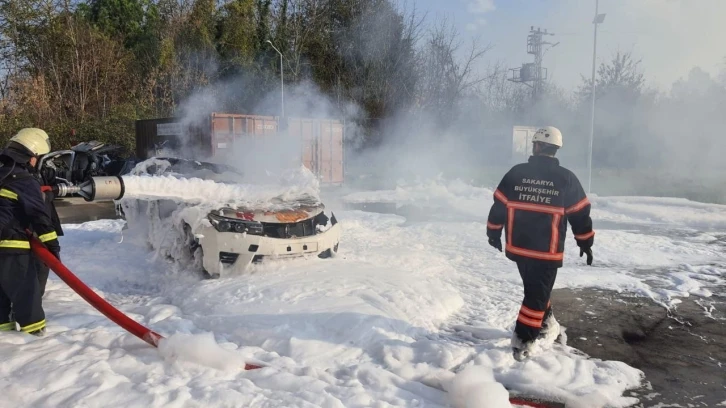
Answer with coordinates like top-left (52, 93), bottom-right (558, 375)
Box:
top-left (1, 175), bottom-right (724, 407)
top-left (341, 177), bottom-right (726, 230)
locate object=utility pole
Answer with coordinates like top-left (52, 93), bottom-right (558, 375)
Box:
top-left (587, 0), bottom-right (606, 194)
top-left (529, 27), bottom-right (547, 100)
top-left (266, 40), bottom-right (284, 118)
top-left (508, 27), bottom-right (558, 101)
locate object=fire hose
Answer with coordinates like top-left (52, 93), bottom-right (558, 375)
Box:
top-left (29, 233), bottom-right (162, 346)
top-left (28, 234), bottom-right (263, 370)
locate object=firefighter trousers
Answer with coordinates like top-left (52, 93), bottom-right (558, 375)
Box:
top-left (0, 253), bottom-right (46, 333)
top-left (31, 255), bottom-right (50, 297)
top-left (514, 261), bottom-right (558, 344)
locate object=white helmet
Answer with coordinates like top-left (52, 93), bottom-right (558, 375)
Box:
top-left (532, 126), bottom-right (563, 148)
top-left (9, 128), bottom-right (51, 156)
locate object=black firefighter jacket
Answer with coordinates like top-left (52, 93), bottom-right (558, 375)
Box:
top-left (486, 155), bottom-right (594, 267)
top-left (0, 160), bottom-right (61, 255)
top-left (36, 172), bottom-right (64, 238)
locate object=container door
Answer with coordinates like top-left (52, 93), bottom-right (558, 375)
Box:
top-left (211, 115), bottom-right (235, 156)
top-left (512, 126), bottom-right (538, 164)
top-left (318, 120), bottom-right (344, 184)
top-left (330, 122), bottom-right (344, 184)
top-left (295, 119), bottom-right (316, 176)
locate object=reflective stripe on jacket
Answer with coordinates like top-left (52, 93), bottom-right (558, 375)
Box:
top-left (486, 155), bottom-right (594, 267)
top-left (0, 162), bottom-right (60, 254)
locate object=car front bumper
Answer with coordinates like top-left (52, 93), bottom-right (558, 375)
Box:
top-left (198, 223), bottom-right (342, 276)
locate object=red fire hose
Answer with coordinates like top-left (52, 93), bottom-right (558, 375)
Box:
top-left (509, 398), bottom-right (564, 408)
top-left (28, 233), bottom-right (262, 370)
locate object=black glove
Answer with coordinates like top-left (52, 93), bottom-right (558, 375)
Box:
top-left (580, 247), bottom-right (593, 265)
top-left (488, 237), bottom-right (502, 252)
top-left (40, 167), bottom-right (57, 185)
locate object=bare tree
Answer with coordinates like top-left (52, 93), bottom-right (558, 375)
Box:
top-left (271, 0), bottom-right (327, 82)
top-left (477, 61), bottom-right (529, 114)
top-left (576, 50), bottom-right (645, 103)
top-left (415, 18), bottom-right (492, 122)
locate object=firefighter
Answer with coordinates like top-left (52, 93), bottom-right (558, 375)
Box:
top-left (486, 126), bottom-right (594, 361)
top-left (0, 128), bottom-right (61, 336)
top-left (33, 131), bottom-right (63, 297)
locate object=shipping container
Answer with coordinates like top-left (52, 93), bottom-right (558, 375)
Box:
top-left (134, 113), bottom-right (345, 185)
top-left (134, 117), bottom-right (178, 159)
top-left (209, 113), bottom-right (279, 156)
top-left (134, 117), bottom-right (210, 158)
top-left (289, 118), bottom-right (344, 185)
top-left (512, 125), bottom-right (539, 163)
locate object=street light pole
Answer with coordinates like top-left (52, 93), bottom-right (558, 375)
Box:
top-left (587, 0), bottom-right (606, 194)
top-left (266, 40), bottom-right (284, 118)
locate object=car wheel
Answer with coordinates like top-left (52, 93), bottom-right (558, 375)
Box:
top-left (182, 223), bottom-right (199, 250)
top-left (203, 271), bottom-right (220, 279)
top-left (318, 243), bottom-right (339, 259)
top-left (183, 223), bottom-right (218, 279)
top-left (193, 242), bottom-right (219, 279)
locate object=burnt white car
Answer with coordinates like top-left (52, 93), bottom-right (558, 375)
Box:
top-left (120, 158), bottom-right (341, 278)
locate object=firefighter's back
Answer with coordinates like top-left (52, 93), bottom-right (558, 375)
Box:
top-left (490, 155), bottom-right (591, 267)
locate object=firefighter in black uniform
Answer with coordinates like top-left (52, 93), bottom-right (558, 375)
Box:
top-left (486, 126), bottom-right (594, 361)
top-left (0, 128), bottom-right (61, 336)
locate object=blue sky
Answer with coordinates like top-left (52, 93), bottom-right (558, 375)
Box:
top-left (409, 0), bottom-right (726, 92)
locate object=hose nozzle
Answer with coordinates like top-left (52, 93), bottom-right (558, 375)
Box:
top-left (53, 176), bottom-right (125, 202)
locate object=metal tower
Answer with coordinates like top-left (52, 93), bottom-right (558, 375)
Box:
top-left (508, 27), bottom-right (559, 100)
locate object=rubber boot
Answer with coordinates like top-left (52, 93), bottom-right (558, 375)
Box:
top-left (511, 331), bottom-right (534, 362)
top-left (28, 327), bottom-right (46, 336)
top-left (538, 313), bottom-right (561, 343)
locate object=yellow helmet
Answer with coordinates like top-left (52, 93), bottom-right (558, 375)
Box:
top-left (9, 128), bottom-right (51, 156)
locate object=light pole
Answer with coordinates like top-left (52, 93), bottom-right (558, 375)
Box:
top-left (266, 40), bottom-right (284, 118)
top-left (587, 0), bottom-right (606, 194)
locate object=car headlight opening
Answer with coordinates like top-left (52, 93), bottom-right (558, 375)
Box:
top-left (208, 213), bottom-right (264, 235)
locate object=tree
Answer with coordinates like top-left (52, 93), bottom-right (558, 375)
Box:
top-left (80, 0), bottom-right (162, 76)
top-left (576, 50), bottom-right (644, 103)
top-left (80, 0), bottom-right (149, 48)
top-left (319, 0), bottom-right (421, 119)
top-left (0, 0), bottom-right (517, 151)
top-left (656, 67), bottom-right (726, 172)
top-left (416, 19), bottom-right (491, 124)
top-left (216, 0), bottom-right (257, 75)
top-left (575, 51), bottom-right (649, 168)
top-left (159, 0), bottom-right (218, 110)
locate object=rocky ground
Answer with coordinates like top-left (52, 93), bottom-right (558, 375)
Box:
top-left (554, 288), bottom-right (726, 407)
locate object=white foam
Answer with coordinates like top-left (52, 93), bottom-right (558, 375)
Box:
top-left (121, 164), bottom-right (321, 211)
top-left (342, 177), bottom-right (726, 230)
top-left (447, 365), bottom-right (512, 408)
top-left (157, 332), bottom-right (252, 371)
top-left (7, 177), bottom-right (722, 407)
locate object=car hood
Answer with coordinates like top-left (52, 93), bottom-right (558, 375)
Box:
top-left (212, 204), bottom-right (324, 224)
top-left (211, 195), bottom-right (325, 224)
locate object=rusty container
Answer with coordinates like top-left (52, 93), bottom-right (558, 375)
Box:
top-left (288, 118), bottom-right (344, 185)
